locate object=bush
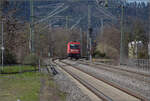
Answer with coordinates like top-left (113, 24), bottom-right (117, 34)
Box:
top-left (96, 43), bottom-right (119, 59)
top-left (138, 50), bottom-right (148, 59)
top-left (23, 53), bottom-right (39, 66)
top-left (93, 50), bottom-right (106, 58)
top-left (0, 49), bottom-right (17, 64)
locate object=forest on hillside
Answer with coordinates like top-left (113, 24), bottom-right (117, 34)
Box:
top-left (0, 0), bottom-right (150, 64)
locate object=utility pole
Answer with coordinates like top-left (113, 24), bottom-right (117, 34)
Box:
top-left (0, 0), bottom-right (1, 71)
top-left (80, 28), bottom-right (82, 57)
top-left (1, 19), bottom-right (4, 71)
top-left (86, 30), bottom-right (89, 60)
top-left (88, 5), bottom-right (92, 62)
top-left (0, 0), bottom-right (4, 72)
top-left (66, 16), bottom-right (69, 29)
top-left (101, 18), bottom-right (104, 36)
top-left (100, 18), bottom-right (104, 52)
top-left (0, 0), bottom-right (1, 23)
top-left (120, 5), bottom-right (124, 65)
top-left (30, 0), bottom-right (34, 53)
top-left (148, 5), bottom-right (150, 58)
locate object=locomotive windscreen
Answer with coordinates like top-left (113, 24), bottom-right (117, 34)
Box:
top-left (70, 44), bottom-right (80, 49)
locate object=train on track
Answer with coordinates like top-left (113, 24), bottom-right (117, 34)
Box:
top-left (67, 41), bottom-right (81, 59)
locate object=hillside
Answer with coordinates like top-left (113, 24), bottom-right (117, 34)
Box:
top-left (3, 0), bottom-right (150, 31)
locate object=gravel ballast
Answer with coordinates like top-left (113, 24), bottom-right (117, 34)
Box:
top-left (63, 60), bottom-right (150, 100)
top-left (48, 63), bottom-right (92, 101)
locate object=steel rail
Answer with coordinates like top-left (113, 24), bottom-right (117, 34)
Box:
top-left (60, 60), bottom-right (148, 101)
top-left (79, 60), bottom-right (150, 77)
top-left (54, 60), bottom-right (113, 101)
top-left (76, 61), bottom-right (150, 84)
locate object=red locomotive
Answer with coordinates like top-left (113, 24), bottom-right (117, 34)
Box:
top-left (67, 41), bottom-right (81, 59)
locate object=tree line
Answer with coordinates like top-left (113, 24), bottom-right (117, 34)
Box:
top-left (0, 0), bottom-right (150, 65)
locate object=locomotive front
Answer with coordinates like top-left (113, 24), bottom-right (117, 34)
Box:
top-left (67, 41), bottom-right (81, 59)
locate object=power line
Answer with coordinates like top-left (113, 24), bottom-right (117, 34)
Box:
top-left (37, 21), bottom-right (57, 33)
top-left (47, 3), bottom-right (65, 16)
top-left (70, 17), bottom-right (82, 30)
top-left (34, 6), bottom-right (69, 25)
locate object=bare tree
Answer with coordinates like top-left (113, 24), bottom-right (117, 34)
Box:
top-left (96, 25), bottom-right (121, 59)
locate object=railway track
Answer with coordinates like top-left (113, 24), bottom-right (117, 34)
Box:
top-left (78, 60), bottom-right (150, 77)
top-left (74, 60), bottom-right (150, 84)
top-left (53, 59), bottom-right (148, 101)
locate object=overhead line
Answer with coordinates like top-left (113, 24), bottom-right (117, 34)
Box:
top-left (34, 6), bottom-right (69, 25)
top-left (70, 17), bottom-right (82, 30)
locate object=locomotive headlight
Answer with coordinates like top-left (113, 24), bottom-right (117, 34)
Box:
top-left (71, 49), bottom-right (79, 52)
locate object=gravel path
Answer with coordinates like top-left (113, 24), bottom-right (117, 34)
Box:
top-left (63, 60), bottom-right (150, 100)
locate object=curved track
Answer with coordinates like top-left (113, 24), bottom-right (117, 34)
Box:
top-left (54, 59), bottom-right (148, 101)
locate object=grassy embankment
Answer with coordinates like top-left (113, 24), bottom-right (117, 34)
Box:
top-left (0, 66), bottom-right (66, 101)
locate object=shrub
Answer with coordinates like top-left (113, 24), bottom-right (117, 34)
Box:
top-left (93, 50), bottom-right (106, 58)
top-left (138, 50), bottom-right (148, 59)
top-left (96, 43), bottom-right (119, 59)
top-left (0, 49), bottom-right (17, 64)
top-left (23, 53), bottom-right (39, 66)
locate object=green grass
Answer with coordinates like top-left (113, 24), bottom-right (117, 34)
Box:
top-left (40, 73), bottom-right (67, 101)
top-left (0, 72), bottom-right (41, 101)
top-left (0, 69), bottom-right (67, 101)
top-left (0, 65), bottom-right (36, 74)
top-left (0, 65), bottom-right (67, 101)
